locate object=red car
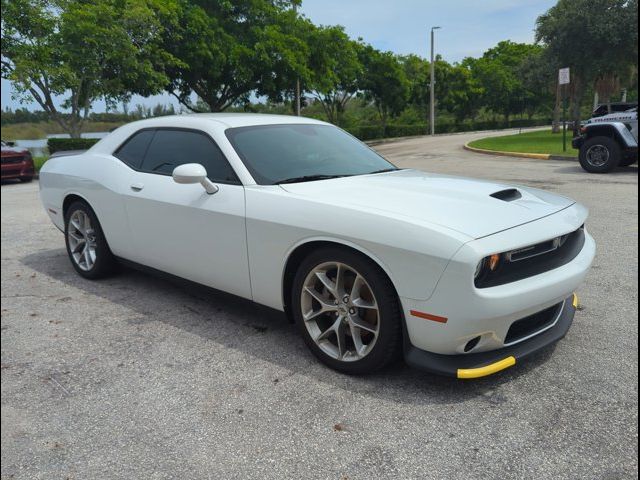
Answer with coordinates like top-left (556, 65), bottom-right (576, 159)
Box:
top-left (1, 140), bottom-right (35, 182)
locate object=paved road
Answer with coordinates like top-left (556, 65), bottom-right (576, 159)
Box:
top-left (2, 131), bottom-right (638, 479)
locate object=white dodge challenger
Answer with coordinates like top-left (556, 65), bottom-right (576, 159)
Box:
top-left (39, 114), bottom-right (595, 378)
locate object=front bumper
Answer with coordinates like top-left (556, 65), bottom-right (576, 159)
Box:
top-left (405, 294), bottom-right (578, 378)
top-left (1, 160), bottom-right (35, 179)
top-left (572, 135), bottom-right (585, 149)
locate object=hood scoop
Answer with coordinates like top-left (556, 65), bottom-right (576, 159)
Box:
top-left (490, 188), bottom-right (522, 202)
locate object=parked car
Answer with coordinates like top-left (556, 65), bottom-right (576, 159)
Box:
top-left (573, 107), bottom-right (638, 173)
top-left (1, 140), bottom-right (35, 182)
top-left (39, 114), bottom-right (595, 378)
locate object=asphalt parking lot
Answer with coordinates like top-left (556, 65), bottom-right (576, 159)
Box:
top-left (1, 130), bottom-right (638, 479)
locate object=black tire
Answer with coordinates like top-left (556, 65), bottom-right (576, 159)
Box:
top-left (619, 155), bottom-right (638, 167)
top-left (64, 200), bottom-right (117, 279)
top-left (291, 247), bottom-right (402, 374)
top-left (579, 136), bottom-right (621, 173)
top-left (19, 176), bottom-right (33, 183)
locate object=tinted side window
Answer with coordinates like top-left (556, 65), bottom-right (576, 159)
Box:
top-left (141, 129), bottom-right (239, 184)
top-left (114, 130), bottom-right (155, 169)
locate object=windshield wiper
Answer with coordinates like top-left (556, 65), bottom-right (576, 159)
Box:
top-left (274, 174), bottom-right (350, 185)
top-left (368, 168), bottom-right (401, 175)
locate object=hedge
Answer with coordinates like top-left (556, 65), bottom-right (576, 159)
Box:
top-left (348, 118), bottom-right (552, 141)
top-left (47, 137), bottom-right (100, 154)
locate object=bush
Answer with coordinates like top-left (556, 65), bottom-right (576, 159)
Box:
top-left (47, 137), bottom-right (100, 154)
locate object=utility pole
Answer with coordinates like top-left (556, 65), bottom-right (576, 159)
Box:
top-left (294, 3), bottom-right (301, 116)
top-left (429, 26), bottom-right (441, 135)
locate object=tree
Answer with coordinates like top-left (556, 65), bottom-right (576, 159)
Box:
top-left (399, 54), bottom-right (429, 118)
top-left (471, 41), bottom-right (543, 123)
top-left (440, 60), bottom-right (483, 123)
top-left (163, 0), bottom-right (309, 112)
top-left (518, 49), bottom-right (555, 119)
top-left (305, 25), bottom-right (362, 125)
top-left (1, 0), bottom-right (176, 137)
top-left (536, 0), bottom-right (638, 131)
top-left (358, 46), bottom-right (408, 134)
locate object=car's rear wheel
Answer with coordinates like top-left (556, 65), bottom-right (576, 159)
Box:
top-left (64, 200), bottom-right (117, 279)
top-left (291, 247), bottom-right (402, 374)
top-left (579, 136), bottom-right (621, 173)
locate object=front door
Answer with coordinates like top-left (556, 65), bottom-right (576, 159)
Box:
top-left (121, 128), bottom-right (251, 299)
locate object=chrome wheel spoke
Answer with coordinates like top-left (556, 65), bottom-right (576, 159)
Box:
top-left (70, 218), bottom-right (84, 234)
top-left (315, 269), bottom-right (337, 297)
top-left (352, 296), bottom-right (377, 310)
top-left (316, 316), bottom-right (341, 342)
top-left (304, 287), bottom-right (336, 310)
top-left (71, 238), bottom-right (86, 253)
top-left (350, 315), bottom-right (378, 335)
top-left (335, 321), bottom-right (347, 359)
top-left (349, 321), bottom-right (366, 357)
top-left (83, 246), bottom-right (93, 269)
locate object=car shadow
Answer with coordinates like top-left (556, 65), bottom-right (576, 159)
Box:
top-left (553, 164), bottom-right (638, 176)
top-left (21, 248), bottom-right (558, 406)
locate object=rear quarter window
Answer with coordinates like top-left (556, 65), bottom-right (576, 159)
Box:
top-left (114, 130), bottom-right (155, 169)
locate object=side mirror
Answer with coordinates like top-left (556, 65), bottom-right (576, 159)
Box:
top-left (172, 163), bottom-right (218, 194)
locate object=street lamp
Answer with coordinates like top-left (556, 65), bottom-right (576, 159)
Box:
top-left (430, 26), bottom-right (441, 135)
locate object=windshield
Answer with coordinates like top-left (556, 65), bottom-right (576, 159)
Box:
top-left (225, 124), bottom-right (397, 185)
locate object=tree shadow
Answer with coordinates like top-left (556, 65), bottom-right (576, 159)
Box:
top-left (21, 248), bottom-right (559, 406)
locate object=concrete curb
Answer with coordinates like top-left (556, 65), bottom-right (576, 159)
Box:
top-left (463, 143), bottom-right (576, 161)
top-left (365, 126), bottom-right (550, 147)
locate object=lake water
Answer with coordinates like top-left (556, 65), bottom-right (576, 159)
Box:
top-left (13, 132), bottom-right (109, 157)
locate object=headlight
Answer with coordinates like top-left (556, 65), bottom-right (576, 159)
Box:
top-left (474, 254), bottom-right (501, 279)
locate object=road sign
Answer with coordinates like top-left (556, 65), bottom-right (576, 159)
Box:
top-left (559, 67), bottom-right (570, 85)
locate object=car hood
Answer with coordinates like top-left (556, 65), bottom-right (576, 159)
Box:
top-left (1, 146), bottom-right (29, 156)
top-left (279, 169), bottom-right (575, 239)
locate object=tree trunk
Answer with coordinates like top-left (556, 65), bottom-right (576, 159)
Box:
top-left (69, 122), bottom-right (82, 139)
top-left (570, 77), bottom-right (584, 136)
top-left (552, 81), bottom-right (561, 133)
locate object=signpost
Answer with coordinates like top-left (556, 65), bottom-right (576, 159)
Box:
top-left (559, 67), bottom-right (570, 152)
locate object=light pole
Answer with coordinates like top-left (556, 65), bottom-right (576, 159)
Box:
top-left (429, 26), bottom-right (441, 135)
top-left (293, 3), bottom-right (301, 116)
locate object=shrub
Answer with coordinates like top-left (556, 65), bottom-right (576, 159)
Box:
top-left (47, 137), bottom-right (100, 154)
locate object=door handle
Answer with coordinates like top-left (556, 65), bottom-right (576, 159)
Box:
top-left (130, 183), bottom-right (144, 192)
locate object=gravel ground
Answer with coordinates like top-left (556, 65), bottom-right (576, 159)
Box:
top-left (1, 130), bottom-right (638, 479)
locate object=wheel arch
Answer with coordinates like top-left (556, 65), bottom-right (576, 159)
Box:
top-left (62, 192), bottom-right (92, 217)
top-left (61, 192), bottom-right (116, 252)
top-left (584, 124), bottom-right (633, 147)
top-left (280, 238), bottom-right (400, 323)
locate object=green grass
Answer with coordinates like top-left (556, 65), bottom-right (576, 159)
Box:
top-left (33, 156), bottom-right (49, 172)
top-left (468, 129), bottom-right (578, 157)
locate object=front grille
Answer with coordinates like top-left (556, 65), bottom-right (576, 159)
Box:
top-left (504, 302), bottom-right (563, 344)
top-left (1, 156), bottom-right (25, 164)
top-left (476, 226), bottom-right (585, 288)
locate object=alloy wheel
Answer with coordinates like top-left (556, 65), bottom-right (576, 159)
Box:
top-left (300, 262), bottom-right (380, 362)
top-left (67, 210), bottom-right (97, 271)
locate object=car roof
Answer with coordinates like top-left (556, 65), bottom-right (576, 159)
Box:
top-left (125, 113), bottom-right (329, 129)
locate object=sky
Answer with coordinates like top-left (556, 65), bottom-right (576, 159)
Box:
top-left (0, 0), bottom-right (557, 113)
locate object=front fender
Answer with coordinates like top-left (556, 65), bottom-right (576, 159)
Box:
top-left (583, 122), bottom-right (638, 148)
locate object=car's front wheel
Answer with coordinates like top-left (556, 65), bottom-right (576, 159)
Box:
top-left (64, 200), bottom-right (117, 279)
top-left (292, 247), bottom-right (402, 374)
top-left (579, 136), bottom-right (621, 173)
